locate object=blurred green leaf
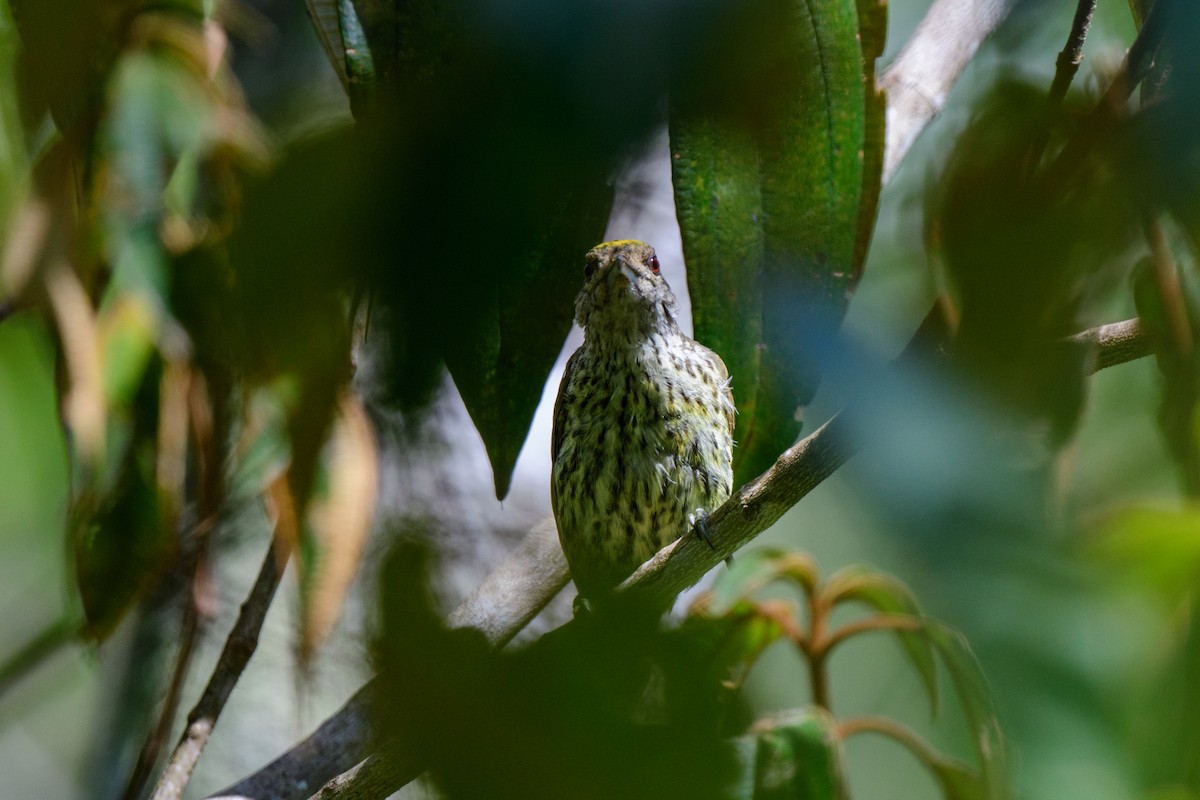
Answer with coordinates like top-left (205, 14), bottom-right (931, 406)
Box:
top-left (1092, 505), bottom-right (1200, 604)
top-left (97, 292), bottom-right (158, 407)
top-left (934, 82), bottom-right (1137, 453)
top-left (73, 423), bottom-right (173, 641)
top-left (672, 0), bottom-right (885, 486)
top-left (824, 565), bottom-right (939, 716)
top-left (924, 622), bottom-right (1008, 800)
top-left (749, 707), bottom-right (847, 800)
top-left (929, 758), bottom-right (988, 800)
top-left (0, 0), bottom-right (25, 231)
top-left (705, 547), bottom-right (819, 613)
top-left (686, 596), bottom-right (795, 688)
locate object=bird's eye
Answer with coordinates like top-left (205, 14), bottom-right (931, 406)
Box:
top-left (648, 255), bottom-right (660, 274)
top-left (584, 259), bottom-right (598, 280)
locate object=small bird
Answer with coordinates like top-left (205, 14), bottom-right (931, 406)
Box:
top-left (551, 240), bottom-right (735, 600)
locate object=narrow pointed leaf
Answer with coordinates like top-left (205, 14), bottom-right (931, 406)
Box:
top-left (444, 187), bottom-right (610, 499)
top-left (924, 622), bottom-right (1008, 800)
top-left (707, 546), bottom-right (820, 612)
top-left (299, 393), bottom-right (379, 663)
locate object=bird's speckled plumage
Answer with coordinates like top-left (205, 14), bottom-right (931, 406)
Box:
top-left (551, 240), bottom-right (735, 598)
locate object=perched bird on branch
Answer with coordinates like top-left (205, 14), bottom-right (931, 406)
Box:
top-left (551, 240), bottom-right (735, 600)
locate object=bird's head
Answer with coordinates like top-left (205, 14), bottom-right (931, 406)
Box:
top-left (574, 240), bottom-right (679, 335)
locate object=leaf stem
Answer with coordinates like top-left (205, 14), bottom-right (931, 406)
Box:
top-left (824, 613), bottom-right (924, 653)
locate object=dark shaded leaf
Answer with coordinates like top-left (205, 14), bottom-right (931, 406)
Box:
top-left (72, 386), bottom-right (174, 641)
top-left (376, 539), bottom-right (740, 800)
top-left (444, 185), bottom-right (610, 499)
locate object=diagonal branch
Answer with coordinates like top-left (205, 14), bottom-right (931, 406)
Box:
top-left (1047, 0), bottom-right (1098, 107)
top-left (210, 313), bottom-right (1153, 800)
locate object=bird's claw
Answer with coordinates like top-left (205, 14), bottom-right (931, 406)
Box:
top-left (691, 511), bottom-right (717, 551)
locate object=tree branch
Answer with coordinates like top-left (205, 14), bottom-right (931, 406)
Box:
top-left (151, 542), bottom-right (287, 800)
top-left (1070, 317), bottom-right (1151, 371)
top-left (1047, 0), bottom-right (1097, 107)
top-left (880, 0), bottom-right (1019, 183)
top-left (211, 312), bottom-right (1154, 800)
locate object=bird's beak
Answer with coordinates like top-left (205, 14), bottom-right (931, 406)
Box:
top-left (605, 259), bottom-right (637, 287)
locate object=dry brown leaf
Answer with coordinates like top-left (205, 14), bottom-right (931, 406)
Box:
top-left (299, 391), bottom-right (378, 663)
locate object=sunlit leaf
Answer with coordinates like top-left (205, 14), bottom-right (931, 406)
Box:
top-left (672, 0), bottom-right (885, 486)
top-left (45, 263), bottom-right (106, 464)
top-left (97, 292), bottom-right (158, 407)
top-left (748, 707), bottom-right (848, 800)
top-left (824, 565), bottom-right (939, 716)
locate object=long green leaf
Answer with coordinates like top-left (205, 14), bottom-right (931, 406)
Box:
top-left (672, 0), bottom-right (886, 486)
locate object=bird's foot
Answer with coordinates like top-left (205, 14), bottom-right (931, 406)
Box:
top-left (690, 510), bottom-right (734, 566)
top-left (690, 510), bottom-right (717, 551)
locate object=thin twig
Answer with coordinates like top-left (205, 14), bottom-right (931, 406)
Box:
top-left (1045, 0), bottom-right (1174, 185)
top-left (151, 541), bottom-right (288, 800)
top-left (312, 756), bottom-right (404, 800)
top-left (1047, 0), bottom-right (1098, 107)
top-left (1070, 317), bottom-right (1152, 370)
top-left (121, 601), bottom-right (202, 800)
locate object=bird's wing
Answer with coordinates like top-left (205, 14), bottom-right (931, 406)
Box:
top-left (709, 348), bottom-right (736, 436)
top-left (550, 348), bottom-right (583, 514)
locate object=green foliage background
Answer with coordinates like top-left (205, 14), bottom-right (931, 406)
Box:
top-left (3, 0), bottom-right (1200, 799)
